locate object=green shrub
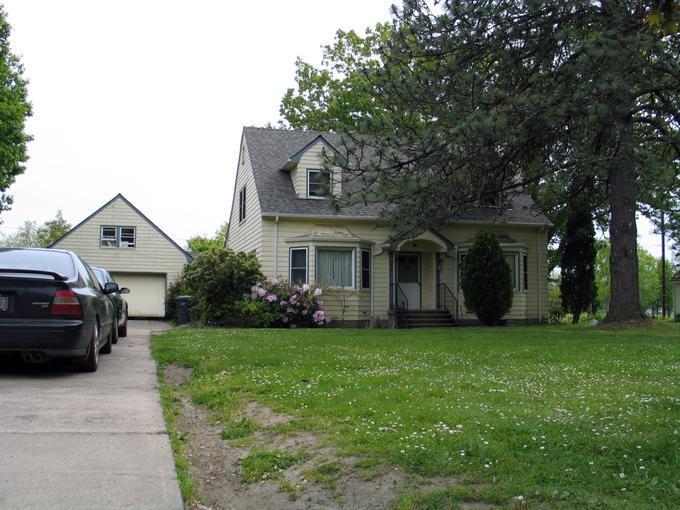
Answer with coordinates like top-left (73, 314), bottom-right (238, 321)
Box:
top-left (181, 248), bottom-right (263, 324)
top-left (460, 231), bottom-right (513, 325)
top-left (232, 300), bottom-right (279, 327)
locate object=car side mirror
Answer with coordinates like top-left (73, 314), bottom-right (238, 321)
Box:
top-left (104, 282), bottom-right (120, 294)
top-left (119, 287), bottom-right (130, 295)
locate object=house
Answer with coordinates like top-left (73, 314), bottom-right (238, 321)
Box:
top-left (672, 271), bottom-right (680, 321)
top-left (50, 194), bottom-right (192, 317)
top-left (226, 127), bottom-right (552, 327)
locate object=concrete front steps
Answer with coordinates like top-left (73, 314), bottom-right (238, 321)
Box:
top-left (397, 309), bottom-right (456, 328)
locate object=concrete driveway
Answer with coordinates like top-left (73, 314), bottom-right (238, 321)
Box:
top-left (0, 320), bottom-right (183, 510)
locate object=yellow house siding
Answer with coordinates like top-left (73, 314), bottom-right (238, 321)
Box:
top-left (51, 197), bottom-right (188, 285)
top-left (254, 216), bottom-right (548, 324)
top-left (226, 141), bottom-right (263, 257)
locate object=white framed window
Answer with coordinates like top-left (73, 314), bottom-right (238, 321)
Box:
top-left (361, 249), bottom-right (371, 289)
top-left (307, 169), bottom-right (330, 198)
top-left (457, 252), bottom-right (467, 290)
top-left (238, 186), bottom-right (247, 222)
top-left (504, 252), bottom-right (524, 291)
top-left (120, 227), bottom-right (136, 248)
top-left (101, 226), bottom-right (135, 248)
top-left (522, 253), bottom-right (529, 291)
top-left (289, 247), bottom-right (308, 284)
top-left (316, 248), bottom-right (355, 289)
top-left (100, 226), bottom-right (118, 247)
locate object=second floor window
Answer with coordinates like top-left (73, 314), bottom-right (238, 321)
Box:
top-left (238, 186), bottom-right (247, 222)
top-left (101, 226), bottom-right (136, 248)
top-left (307, 169), bottom-right (330, 198)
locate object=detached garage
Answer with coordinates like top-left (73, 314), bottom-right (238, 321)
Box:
top-left (50, 194), bottom-right (192, 317)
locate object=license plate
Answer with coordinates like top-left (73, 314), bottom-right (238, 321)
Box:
top-left (0, 295), bottom-right (8, 312)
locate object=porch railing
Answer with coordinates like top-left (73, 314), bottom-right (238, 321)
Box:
top-left (391, 283), bottom-right (410, 311)
top-left (438, 283), bottom-right (460, 321)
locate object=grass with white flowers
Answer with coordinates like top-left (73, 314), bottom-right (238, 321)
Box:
top-left (152, 323), bottom-right (680, 509)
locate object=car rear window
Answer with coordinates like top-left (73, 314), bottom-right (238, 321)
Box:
top-left (0, 249), bottom-right (75, 278)
top-left (92, 268), bottom-right (107, 286)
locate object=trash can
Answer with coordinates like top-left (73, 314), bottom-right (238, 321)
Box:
top-left (175, 296), bottom-right (193, 325)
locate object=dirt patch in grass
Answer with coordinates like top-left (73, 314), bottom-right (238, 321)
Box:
top-left (172, 392), bottom-right (465, 510)
top-left (243, 401), bottom-right (293, 427)
top-left (164, 364), bottom-right (193, 386)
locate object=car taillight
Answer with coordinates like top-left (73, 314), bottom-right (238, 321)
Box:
top-left (51, 290), bottom-right (83, 316)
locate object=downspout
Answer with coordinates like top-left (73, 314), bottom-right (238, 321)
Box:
top-left (537, 226), bottom-right (542, 323)
top-left (273, 216), bottom-right (279, 277)
top-left (370, 245), bottom-right (375, 319)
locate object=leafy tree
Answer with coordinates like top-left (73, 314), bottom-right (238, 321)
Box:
top-left (37, 210), bottom-right (70, 246)
top-left (0, 6), bottom-right (31, 219)
top-left (186, 222), bottom-right (229, 254)
top-left (560, 207), bottom-right (597, 324)
top-left (280, 1), bottom-right (679, 323)
top-left (0, 210), bottom-right (70, 247)
top-left (280, 25), bottom-right (390, 133)
top-left (0, 219), bottom-right (38, 247)
top-left (460, 231), bottom-right (513, 325)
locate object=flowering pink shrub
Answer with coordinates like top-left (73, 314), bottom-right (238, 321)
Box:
top-left (249, 277), bottom-right (328, 328)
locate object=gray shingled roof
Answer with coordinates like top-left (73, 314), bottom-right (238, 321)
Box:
top-left (243, 126), bottom-right (552, 226)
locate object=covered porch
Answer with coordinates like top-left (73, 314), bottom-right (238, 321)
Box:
top-left (385, 229), bottom-right (460, 327)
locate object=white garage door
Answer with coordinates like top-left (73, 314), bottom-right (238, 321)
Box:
top-left (111, 273), bottom-right (167, 318)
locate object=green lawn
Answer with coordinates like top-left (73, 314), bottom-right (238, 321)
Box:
top-left (152, 323), bottom-right (680, 509)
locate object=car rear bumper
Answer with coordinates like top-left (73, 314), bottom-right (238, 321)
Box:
top-left (0, 318), bottom-right (90, 357)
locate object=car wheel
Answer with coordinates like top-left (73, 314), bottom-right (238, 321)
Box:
top-left (101, 325), bottom-right (113, 354)
top-left (111, 317), bottom-right (119, 345)
top-left (118, 311), bottom-right (128, 338)
top-left (78, 323), bottom-right (100, 372)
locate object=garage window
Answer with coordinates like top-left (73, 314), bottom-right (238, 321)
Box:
top-left (101, 226), bottom-right (136, 248)
top-left (100, 226), bottom-right (117, 247)
top-left (120, 227), bottom-right (136, 248)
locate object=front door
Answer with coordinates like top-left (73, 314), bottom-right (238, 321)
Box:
top-left (397, 253), bottom-right (420, 310)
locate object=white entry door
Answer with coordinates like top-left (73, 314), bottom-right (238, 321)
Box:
top-left (397, 254), bottom-right (420, 310)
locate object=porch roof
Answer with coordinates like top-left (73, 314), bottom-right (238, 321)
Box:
top-left (285, 224), bottom-right (363, 243)
top-left (384, 228), bottom-right (455, 252)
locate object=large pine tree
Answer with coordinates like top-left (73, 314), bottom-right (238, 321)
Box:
top-left (282, 1), bottom-right (678, 323)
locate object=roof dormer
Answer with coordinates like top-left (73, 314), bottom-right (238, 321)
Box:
top-left (281, 135), bottom-right (345, 200)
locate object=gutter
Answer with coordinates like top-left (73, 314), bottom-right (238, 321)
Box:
top-left (261, 212), bottom-right (552, 227)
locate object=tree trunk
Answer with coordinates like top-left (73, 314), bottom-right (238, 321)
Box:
top-left (604, 120), bottom-right (644, 322)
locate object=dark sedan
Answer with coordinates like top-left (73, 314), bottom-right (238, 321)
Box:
top-left (0, 248), bottom-right (116, 372)
top-left (92, 266), bottom-right (129, 342)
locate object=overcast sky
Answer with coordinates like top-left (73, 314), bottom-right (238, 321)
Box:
top-left (0, 1), bottom-right (671, 258)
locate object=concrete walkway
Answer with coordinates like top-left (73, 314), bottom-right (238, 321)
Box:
top-left (0, 320), bottom-right (183, 510)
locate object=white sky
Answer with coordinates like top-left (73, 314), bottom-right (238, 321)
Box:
top-left (0, 1), bottom-right (672, 258)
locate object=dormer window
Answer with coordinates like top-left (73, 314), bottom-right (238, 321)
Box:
top-left (307, 169), bottom-right (330, 198)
